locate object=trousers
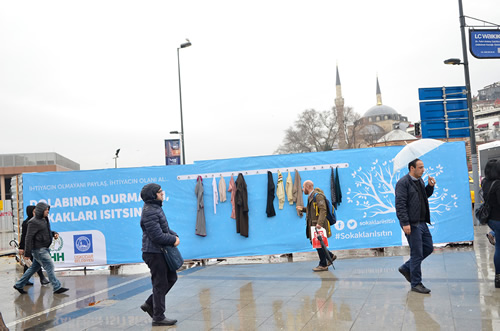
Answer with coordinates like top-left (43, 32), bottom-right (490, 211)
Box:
top-left (15, 248), bottom-right (61, 292)
top-left (142, 252), bottom-right (178, 321)
top-left (402, 222), bottom-right (434, 287)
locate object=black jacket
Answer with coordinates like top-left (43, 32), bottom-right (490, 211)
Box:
top-left (19, 205), bottom-right (36, 250)
top-left (140, 183), bottom-right (178, 253)
top-left (235, 174), bottom-right (249, 237)
top-left (24, 202), bottom-right (57, 258)
top-left (482, 178), bottom-right (500, 221)
top-left (266, 171), bottom-right (276, 217)
top-left (395, 174), bottom-right (434, 227)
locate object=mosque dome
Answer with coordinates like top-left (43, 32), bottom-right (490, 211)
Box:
top-left (363, 104), bottom-right (398, 118)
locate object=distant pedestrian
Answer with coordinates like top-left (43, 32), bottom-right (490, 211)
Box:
top-left (296, 180), bottom-right (336, 272)
top-left (13, 202), bottom-right (69, 295)
top-left (395, 159), bottom-right (435, 294)
top-left (480, 160), bottom-right (500, 288)
top-left (140, 183), bottom-right (179, 326)
top-left (18, 205), bottom-right (49, 286)
top-left (482, 159), bottom-right (497, 246)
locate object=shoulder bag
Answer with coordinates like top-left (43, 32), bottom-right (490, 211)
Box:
top-left (475, 180), bottom-right (498, 225)
top-left (160, 245), bottom-right (184, 271)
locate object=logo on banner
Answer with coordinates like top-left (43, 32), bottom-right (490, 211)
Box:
top-left (74, 234), bottom-right (93, 254)
top-left (50, 237), bottom-right (65, 262)
top-left (73, 234), bottom-right (95, 263)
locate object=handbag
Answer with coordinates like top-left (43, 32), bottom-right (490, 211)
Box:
top-left (160, 245), bottom-right (184, 270)
top-left (476, 180), bottom-right (498, 225)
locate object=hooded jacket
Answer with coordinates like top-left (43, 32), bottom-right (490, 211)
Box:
top-left (24, 202), bottom-right (57, 258)
top-left (19, 205), bottom-right (36, 250)
top-left (140, 183), bottom-right (178, 253)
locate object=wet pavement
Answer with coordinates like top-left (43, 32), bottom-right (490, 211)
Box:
top-left (1, 225), bottom-right (500, 331)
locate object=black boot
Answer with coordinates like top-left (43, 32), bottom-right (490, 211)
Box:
top-left (495, 274), bottom-right (500, 289)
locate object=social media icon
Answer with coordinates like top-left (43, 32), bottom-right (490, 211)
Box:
top-left (335, 220), bottom-right (345, 231)
top-left (347, 219), bottom-right (357, 230)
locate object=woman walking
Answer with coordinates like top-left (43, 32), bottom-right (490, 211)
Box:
top-left (481, 160), bottom-right (500, 288)
top-left (139, 183), bottom-right (180, 326)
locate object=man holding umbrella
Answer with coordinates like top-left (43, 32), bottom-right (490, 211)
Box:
top-left (395, 158), bottom-right (436, 294)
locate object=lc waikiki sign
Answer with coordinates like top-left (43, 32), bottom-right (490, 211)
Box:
top-left (470, 29), bottom-right (500, 59)
top-left (49, 230), bottom-right (107, 267)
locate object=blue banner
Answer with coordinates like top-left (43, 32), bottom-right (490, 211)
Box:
top-left (23, 142), bottom-right (473, 267)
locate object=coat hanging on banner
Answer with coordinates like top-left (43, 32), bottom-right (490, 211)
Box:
top-left (235, 173), bottom-right (249, 237)
top-left (218, 175), bottom-right (227, 202)
top-left (286, 171), bottom-right (293, 205)
top-left (293, 169), bottom-right (304, 217)
top-left (195, 176), bottom-right (206, 236)
top-left (276, 170), bottom-right (285, 209)
top-left (212, 176), bottom-right (218, 214)
top-left (228, 175), bottom-right (236, 219)
top-left (266, 171), bottom-right (276, 217)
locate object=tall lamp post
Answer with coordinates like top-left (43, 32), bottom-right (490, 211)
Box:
top-left (177, 39), bottom-right (191, 165)
top-left (443, 0), bottom-right (480, 224)
top-left (113, 149), bottom-right (120, 169)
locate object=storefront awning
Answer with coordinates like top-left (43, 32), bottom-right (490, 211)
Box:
top-left (493, 122), bottom-right (499, 127)
top-left (477, 123), bottom-right (489, 129)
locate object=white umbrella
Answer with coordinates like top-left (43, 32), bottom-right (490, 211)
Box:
top-left (393, 139), bottom-right (444, 173)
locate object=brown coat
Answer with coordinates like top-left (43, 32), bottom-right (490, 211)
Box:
top-left (301, 188), bottom-right (329, 239)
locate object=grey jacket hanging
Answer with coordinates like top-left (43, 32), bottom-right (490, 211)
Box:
top-left (195, 176), bottom-right (206, 236)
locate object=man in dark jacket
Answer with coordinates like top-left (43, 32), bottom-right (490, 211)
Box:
top-left (18, 205), bottom-right (49, 286)
top-left (140, 183), bottom-right (179, 326)
top-left (13, 202), bottom-right (68, 294)
top-left (395, 159), bottom-right (436, 294)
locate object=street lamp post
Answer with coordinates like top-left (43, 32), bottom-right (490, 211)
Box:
top-left (444, 0), bottom-right (480, 225)
top-left (177, 39), bottom-right (191, 165)
top-left (113, 149), bottom-right (120, 169)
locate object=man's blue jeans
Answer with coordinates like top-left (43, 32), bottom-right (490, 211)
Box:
top-left (15, 248), bottom-right (61, 292)
top-left (488, 220), bottom-right (500, 274)
top-left (401, 222), bottom-right (434, 287)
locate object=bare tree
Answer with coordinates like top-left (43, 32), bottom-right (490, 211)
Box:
top-left (275, 106), bottom-right (359, 154)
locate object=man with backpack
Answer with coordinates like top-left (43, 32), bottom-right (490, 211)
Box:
top-left (297, 180), bottom-right (337, 272)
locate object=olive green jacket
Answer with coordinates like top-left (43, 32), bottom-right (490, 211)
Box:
top-left (300, 188), bottom-right (329, 239)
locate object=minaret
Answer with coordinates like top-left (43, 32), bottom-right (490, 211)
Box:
top-left (376, 75), bottom-right (383, 105)
top-left (335, 65), bottom-right (347, 149)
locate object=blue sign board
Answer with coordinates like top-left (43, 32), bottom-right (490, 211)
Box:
top-left (418, 86), bottom-right (467, 101)
top-left (418, 86), bottom-right (470, 139)
top-left (470, 29), bottom-right (500, 59)
top-left (419, 99), bottom-right (468, 121)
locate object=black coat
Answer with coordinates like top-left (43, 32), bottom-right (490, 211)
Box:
top-left (266, 171), bottom-right (276, 217)
top-left (235, 173), bottom-right (249, 237)
top-left (19, 205), bottom-right (36, 250)
top-left (24, 202), bottom-right (57, 258)
top-left (395, 174), bottom-right (434, 227)
top-left (482, 178), bottom-right (500, 221)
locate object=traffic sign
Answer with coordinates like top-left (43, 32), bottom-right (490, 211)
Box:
top-left (418, 86), bottom-right (466, 101)
top-left (418, 86), bottom-right (470, 139)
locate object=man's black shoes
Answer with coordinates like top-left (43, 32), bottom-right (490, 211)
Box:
top-left (54, 287), bottom-right (69, 294)
top-left (41, 278), bottom-right (50, 285)
top-left (398, 267), bottom-right (411, 283)
top-left (152, 318), bottom-right (177, 326)
top-left (13, 286), bottom-right (27, 294)
top-left (140, 303), bottom-right (153, 318)
top-left (411, 283), bottom-right (431, 294)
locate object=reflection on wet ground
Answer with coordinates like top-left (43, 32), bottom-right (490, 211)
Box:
top-left (1, 225), bottom-right (500, 330)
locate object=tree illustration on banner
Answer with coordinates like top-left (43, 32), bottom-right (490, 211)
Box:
top-left (346, 159), bottom-right (458, 219)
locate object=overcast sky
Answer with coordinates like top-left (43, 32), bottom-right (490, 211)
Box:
top-left (1, 1), bottom-right (499, 170)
